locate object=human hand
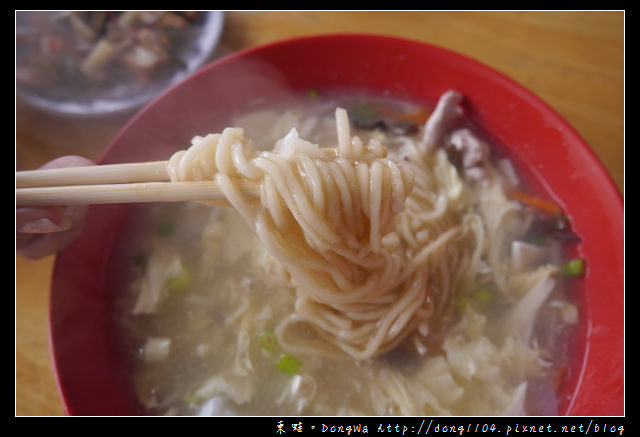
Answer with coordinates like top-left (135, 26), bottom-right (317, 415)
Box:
top-left (16, 156), bottom-right (95, 260)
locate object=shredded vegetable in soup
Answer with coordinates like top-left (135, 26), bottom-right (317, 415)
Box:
top-left (115, 90), bottom-right (581, 416)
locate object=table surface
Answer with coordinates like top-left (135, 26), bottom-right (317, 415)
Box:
top-left (15, 11), bottom-right (624, 416)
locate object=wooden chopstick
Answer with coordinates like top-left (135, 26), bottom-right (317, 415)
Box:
top-left (15, 145), bottom-right (345, 207)
top-left (15, 161), bottom-right (258, 207)
top-left (16, 180), bottom-right (258, 207)
top-left (15, 161), bottom-right (170, 188)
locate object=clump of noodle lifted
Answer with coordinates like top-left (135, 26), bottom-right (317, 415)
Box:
top-left (166, 101), bottom-right (481, 360)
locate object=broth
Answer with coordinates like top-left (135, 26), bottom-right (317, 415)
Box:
top-left (115, 92), bottom-right (580, 416)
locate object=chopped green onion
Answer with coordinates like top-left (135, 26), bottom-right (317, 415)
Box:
top-left (456, 287), bottom-right (495, 314)
top-left (349, 102), bottom-right (383, 129)
top-left (562, 258), bottom-right (585, 277)
top-left (455, 295), bottom-right (471, 314)
top-left (259, 330), bottom-right (279, 353)
top-left (308, 88), bottom-right (319, 99)
top-left (183, 393), bottom-right (198, 406)
top-left (472, 287), bottom-right (494, 308)
top-left (525, 234), bottom-right (546, 247)
top-left (166, 267), bottom-right (191, 292)
top-left (156, 221), bottom-right (174, 236)
top-left (276, 353), bottom-right (301, 376)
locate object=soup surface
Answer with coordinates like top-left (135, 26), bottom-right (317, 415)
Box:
top-left (115, 92), bottom-right (580, 416)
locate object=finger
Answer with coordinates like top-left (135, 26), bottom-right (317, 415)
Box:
top-left (16, 220), bottom-right (85, 260)
top-left (39, 155), bottom-right (95, 170)
top-left (16, 206), bottom-right (71, 233)
top-left (16, 156), bottom-right (95, 259)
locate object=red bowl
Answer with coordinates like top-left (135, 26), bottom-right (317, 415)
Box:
top-left (49, 34), bottom-right (624, 416)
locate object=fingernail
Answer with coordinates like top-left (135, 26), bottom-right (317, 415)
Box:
top-left (17, 217), bottom-right (72, 234)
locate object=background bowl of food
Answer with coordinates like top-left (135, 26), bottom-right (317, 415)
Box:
top-left (16, 11), bottom-right (224, 117)
top-left (47, 34), bottom-right (623, 416)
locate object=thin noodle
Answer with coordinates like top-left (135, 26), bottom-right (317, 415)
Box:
top-left (166, 108), bottom-right (480, 360)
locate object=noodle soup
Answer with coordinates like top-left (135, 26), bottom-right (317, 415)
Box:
top-left (115, 91), bottom-right (581, 416)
